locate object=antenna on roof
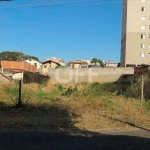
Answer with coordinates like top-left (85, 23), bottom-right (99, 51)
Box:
top-left (20, 43), bottom-right (24, 61)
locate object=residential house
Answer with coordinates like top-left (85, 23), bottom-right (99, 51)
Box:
top-left (69, 60), bottom-right (89, 69)
top-left (46, 57), bottom-right (66, 66)
top-left (105, 60), bottom-right (118, 68)
top-left (81, 60), bottom-right (91, 65)
top-left (89, 62), bottom-right (102, 68)
top-left (0, 60), bottom-right (37, 80)
top-left (25, 59), bottom-right (42, 70)
top-left (42, 59), bottom-right (61, 74)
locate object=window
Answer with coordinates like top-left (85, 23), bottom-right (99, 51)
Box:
top-left (44, 65), bottom-right (47, 68)
top-left (140, 53), bottom-right (145, 57)
top-left (141, 43), bottom-right (145, 48)
top-left (141, 16), bottom-right (146, 20)
top-left (141, 34), bottom-right (146, 39)
top-left (141, 7), bottom-right (146, 11)
top-left (141, 25), bottom-right (146, 30)
top-left (148, 53), bottom-right (150, 57)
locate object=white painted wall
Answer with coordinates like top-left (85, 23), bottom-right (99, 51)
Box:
top-left (12, 72), bottom-right (23, 80)
top-left (25, 60), bottom-right (42, 69)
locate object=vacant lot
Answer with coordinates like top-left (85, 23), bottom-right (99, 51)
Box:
top-left (0, 81), bottom-right (150, 131)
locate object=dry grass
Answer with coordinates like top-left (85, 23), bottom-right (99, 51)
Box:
top-left (64, 96), bottom-right (150, 131)
top-left (0, 82), bottom-right (149, 132)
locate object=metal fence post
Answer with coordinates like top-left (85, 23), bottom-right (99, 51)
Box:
top-left (17, 80), bottom-right (22, 108)
top-left (141, 75), bottom-right (144, 106)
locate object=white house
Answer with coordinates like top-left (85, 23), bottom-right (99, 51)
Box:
top-left (46, 57), bottom-right (66, 66)
top-left (105, 60), bottom-right (118, 67)
top-left (25, 59), bottom-right (42, 70)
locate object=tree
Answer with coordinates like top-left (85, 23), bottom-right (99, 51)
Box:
top-left (0, 51), bottom-right (24, 61)
top-left (24, 55), bottom-right (39, 61)
top-left (91, 57), bottom-right (105, 67)
top-left (0, 51), bottom-right (39, 61)
top-left (91, 58), bottom-right (98, 64)
top-left (29, 56), bottom-right (39, 61)
top-left (97, 59), bottom-right (105, 67)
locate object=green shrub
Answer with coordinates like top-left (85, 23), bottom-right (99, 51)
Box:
top-left (57, 84), bottom-right (64, 92)
top-left (61, 87), bottom-right (78, 97)
top-left (90, 82), bottom-right (102, 96)
top-left (3, 83), bottom-right (32, 107)
top-left (102, 82), bottom-right (119, 93)
top-left (143, 80), bottom-right (150, 100)
top-left (4, 85), bottom-right (18, 97)
top-left (144, 100), bottom-right (150, 111)
top-left (36, 91), bottom-right (49, 98)
top-left (103, 80), bottom-right (131, 96)
top-left (49, 97), bottom-right (62, 102)
top-left (126, 82), bottom-right (141, 99)
top-left (126, 78), bottom-right (150, 100)
top-left (83, 82), bottom-right (102, 98)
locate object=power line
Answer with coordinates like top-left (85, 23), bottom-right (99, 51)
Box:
top-left (0, 0), bottom-right (12, 2)
top-left (0, 0), bottom-right (123, 9)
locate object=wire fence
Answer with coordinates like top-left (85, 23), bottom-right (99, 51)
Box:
top-left (1, 70), bottom-right (150, 108)
top-left (102, 73), bottom-right (150, 105)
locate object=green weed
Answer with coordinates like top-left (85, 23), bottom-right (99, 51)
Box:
top-left (102, 98), bottom-right (114, 111)
top-left (83, 82), bottom-right (102, 98)
top-left (57, 84), bottom-right (64, 92)
top-left (144, 100), bottom-right (150, 111)
top-left (4, 85), bottom-right (18, 97)
top-left (36, 91), bottom-right (49, 99)
top-left (61, 87), bottom-right (78, 97)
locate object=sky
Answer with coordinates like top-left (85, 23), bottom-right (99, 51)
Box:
top-left (0, 0), bottom-right (122, 63)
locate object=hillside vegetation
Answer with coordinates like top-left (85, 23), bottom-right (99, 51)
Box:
top-left (0, 51), bottom-right (39, 61)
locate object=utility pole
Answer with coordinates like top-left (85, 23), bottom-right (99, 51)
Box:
top-left (16, 45), bottom-right (24, 108)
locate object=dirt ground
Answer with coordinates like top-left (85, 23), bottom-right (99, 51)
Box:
top-left (0, 128), bottom-right (150, 150)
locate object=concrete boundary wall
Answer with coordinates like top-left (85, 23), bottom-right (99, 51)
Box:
top-left (48, 67), bottom-right (134, 84)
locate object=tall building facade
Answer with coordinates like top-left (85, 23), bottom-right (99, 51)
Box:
top-left (121, 0), bottom-right (150, 67)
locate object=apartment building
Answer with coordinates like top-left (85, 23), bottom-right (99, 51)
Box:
top-left (121, 0), bottom-right (150, 67)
